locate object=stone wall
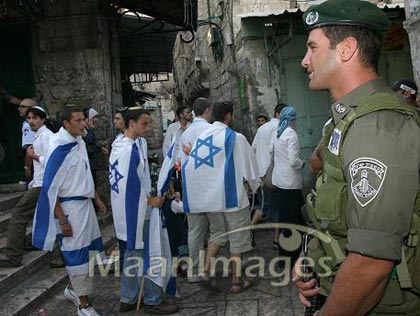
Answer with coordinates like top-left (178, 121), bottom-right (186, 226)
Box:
top-left (30, 0), bottom-right (123, 202)
top-left (173, 0), bottom-right (295, 139)
top-left (404, 0), bottom-right (420, 85)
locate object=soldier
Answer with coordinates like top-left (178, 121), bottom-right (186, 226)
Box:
top-left (293, 1), bottom-right (420, 316)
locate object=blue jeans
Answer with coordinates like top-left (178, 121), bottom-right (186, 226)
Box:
top-left (120, 220), bottom-right (163, 305)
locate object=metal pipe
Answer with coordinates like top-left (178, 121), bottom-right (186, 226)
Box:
top-left (263, 26), bottom-right (272, 87)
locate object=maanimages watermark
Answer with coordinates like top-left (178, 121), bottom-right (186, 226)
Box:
top-left (88, 223), bottom-right (336, 286)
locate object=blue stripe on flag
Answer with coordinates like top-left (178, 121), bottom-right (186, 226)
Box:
top-left (181, 160), bottom-right (190, 213)
top-left (60, 237), bottom-right (103, 267)
top-left (33, 142), bottom-right (77, 249)
top-left (159, 168), bottom-right (173, 197)
top-left (125, 143), bottom-right (142, 250)
top-left (167, 143), bottom-right (174, 159)
top-left (59, 196), bottom-right (87, 203)
top-left (224, 128), bottom-right (238, 208)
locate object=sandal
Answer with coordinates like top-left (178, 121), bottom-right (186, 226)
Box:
top-left (230, 278), bottom-right (253, 294)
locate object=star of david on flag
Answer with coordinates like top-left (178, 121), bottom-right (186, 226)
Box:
top-left (189, 135), bottom-right (222, 169)
top-left (109, 159), bottom-right (124, 194)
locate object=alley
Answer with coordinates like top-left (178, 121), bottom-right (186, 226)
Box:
top-left (27, 230), bottom-right (302, 316)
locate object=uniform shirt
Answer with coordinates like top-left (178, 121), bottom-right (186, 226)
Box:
top-left (252, 118), bottom-right (279, 177)
top-left (330, 77), bottom-right (420, 261)
top-left (162, 121), bottom-right (190, 159)
top-left (28, 125), bottom-right (53, 189)
top-left (22, 121), bottom-right (35, 148)
top-left (271, 126), bottom-right (304, 190)
top-left (178, 117), bottom-right (211, 164)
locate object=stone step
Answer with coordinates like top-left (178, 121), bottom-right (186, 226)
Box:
top-left (0, 183), bottom-right (27, 194)
top-left (0, 223), bottom-right (116, 316)
top-left (0, 225), bottom-right (32, 251)
top-left (0, 249), bottom-right (50, 297)
top-left (0, 191), bottom-right (24, 213)
top-left (0, 212), bottom-right (114, 296)
top-left (0, 212), bottom-right (12, 234)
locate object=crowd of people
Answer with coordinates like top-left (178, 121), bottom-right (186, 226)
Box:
top-left (0, 1), bottom-right (420, 316)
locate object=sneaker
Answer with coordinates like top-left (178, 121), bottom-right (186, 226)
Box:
top-left (144, 302), bottom-right (179, 315)
top-left (77, 304), bottom-right (100, 316)
top-left (63, 286), bottom-right (80, 306)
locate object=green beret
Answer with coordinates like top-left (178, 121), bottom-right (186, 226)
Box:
top-left (303, 0), bottom-right (390, 33)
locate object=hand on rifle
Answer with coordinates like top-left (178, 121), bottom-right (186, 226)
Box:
top-left (292, 258), bottom-right (320, 308)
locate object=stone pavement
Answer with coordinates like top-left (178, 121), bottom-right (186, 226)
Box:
top-left (28, 230), bottom-right (304, 316)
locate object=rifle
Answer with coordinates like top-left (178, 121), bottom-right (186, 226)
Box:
top-left (302, 233), bottom-right (321, 316)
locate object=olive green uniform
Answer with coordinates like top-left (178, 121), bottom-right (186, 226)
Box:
top-left (308, 78), bottom-right (420, 315)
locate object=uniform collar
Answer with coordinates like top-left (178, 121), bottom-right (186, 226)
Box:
top-left (331, 77), bottom-right (388, 125)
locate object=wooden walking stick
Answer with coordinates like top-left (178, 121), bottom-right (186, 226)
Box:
top-left (136, 276), bottom-right (146, 311)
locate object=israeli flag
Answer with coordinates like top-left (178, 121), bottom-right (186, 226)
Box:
top-left (157, 141), bottom-right (176, 197)
top-left (109, 137), bottom-right (148, 250)
top-left (33, 141), bottom-right (77, 251)
top-left (182, 123), bottom-right (260, 213)
top-left (144, 140), bottom-right (177, 295)
top-left (144, 208), bottom-right (177, 296)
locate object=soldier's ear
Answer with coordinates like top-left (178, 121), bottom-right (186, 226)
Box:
top-left (337, 36), bottom-right (358, 62)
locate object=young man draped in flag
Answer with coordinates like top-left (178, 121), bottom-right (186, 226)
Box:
top-left (109, 107), bottom-right (178, 315)
top-left (32, 105), bottom-right (106, 316)
top-left (177, 97), bottom-right (212, 283)
top-left (182, 99), bottom-right (260, 293)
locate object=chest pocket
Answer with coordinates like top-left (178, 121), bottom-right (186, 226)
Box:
top-left (314, 182), bottom-right (348, 238)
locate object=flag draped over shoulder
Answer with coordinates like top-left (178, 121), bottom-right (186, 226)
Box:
top-left (32, 141), bottom-right (77, 251)
top-left (109, 137), bottom-right (147, 250)
top-left (182, 123), bottom-right (260, 213)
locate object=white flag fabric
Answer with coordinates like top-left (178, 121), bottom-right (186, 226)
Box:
top-left (33, 127), bottom-right (103, 276)
top-left (150, 140), bottom-right (177, 294)
top-left (109, 136), bottom-right (148, 250)
top-left (144, 208), bottom-right (177, 296)
top-left (181, 122), bottom-right (260, 213)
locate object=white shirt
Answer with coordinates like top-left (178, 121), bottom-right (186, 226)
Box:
top-left (22, 121), bottom-right (35, 148)
top-left (271, 126), bottom-right (304, 190)
top-left (178, 117), bottom-right (211, 164)
top-left (252, 118), bottom-right (279, 177)
top-left (29, 125), bottom-right (53, 189)
top-left (162, 121), bottom-right (190, 160)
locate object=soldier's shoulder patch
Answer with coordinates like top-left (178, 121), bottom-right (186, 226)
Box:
top-left (328, 128), bottom-right (341, 155)
top-left (349, 157), bottom-right (388, 207)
